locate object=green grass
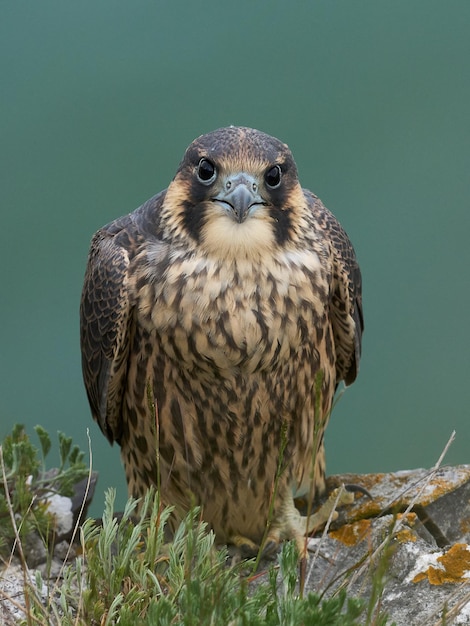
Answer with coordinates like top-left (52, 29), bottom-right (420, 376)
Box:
top-left (30, 489), bottom-right (369, 626)
top-left (0, 424), bottom-right (395, 625)
top-left (0, 424), bottom-right (89, 558)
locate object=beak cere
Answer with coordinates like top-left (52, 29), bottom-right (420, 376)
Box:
top-left (213, 173), bottom-right (265, 223)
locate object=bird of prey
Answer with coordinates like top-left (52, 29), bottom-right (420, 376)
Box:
top-left (80, 126), bottom-right (363, 556)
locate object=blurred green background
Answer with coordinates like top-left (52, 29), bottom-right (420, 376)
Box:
top-left (2, 1), bottom-right (469, 517)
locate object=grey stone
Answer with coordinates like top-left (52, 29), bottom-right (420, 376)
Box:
top-left (302, 465), bottom-right (470, 625)
top-left (3, 466), bottom-right (470, 625)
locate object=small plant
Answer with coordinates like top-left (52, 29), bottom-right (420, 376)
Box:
top-left (1, 425), bottom-right (394, 625)
top-left (50, 487), bottom-right (371, 626)
top-left (0, 424), bottom-right (89, 556)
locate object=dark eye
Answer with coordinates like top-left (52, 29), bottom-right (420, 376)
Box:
top-left (264, 164), bottom-right (282, 189)
top-left (197, 158), bottom-right (216, 184)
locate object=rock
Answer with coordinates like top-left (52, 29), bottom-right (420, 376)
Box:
top-left (54, 539), bottom-right (77, 561)
top-left (0, 470), bottom-right (98, 623)
top-left (301, 465), bottom-right (470, 625)
top-left (40, 470), bottom-right (98, 542)
top-left (45, 493), bottom-right (74, 537)
top-left (326, 465), bottom-right (470, 536)
top-left (0, 561), bottom-right (48, 625)
top-left (2, 466), bottom-right (470, 624)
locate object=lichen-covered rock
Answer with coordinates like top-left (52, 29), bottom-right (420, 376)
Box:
top-left (3, 466), bottom-right (470, 625)
top-left (304, 465), bottom-right (470, 625)
top-left (327, 465), bottom-right (470, 533)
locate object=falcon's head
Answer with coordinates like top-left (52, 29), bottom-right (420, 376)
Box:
top-left (162, 127), bottom-right (307, 258)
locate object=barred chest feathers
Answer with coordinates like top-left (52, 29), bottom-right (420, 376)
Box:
top-left (135, 244), bottom-right (331, 373)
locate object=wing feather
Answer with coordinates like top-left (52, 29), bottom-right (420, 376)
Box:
top-left (80, 225), bottom-right (133, 443)
top-left (305, 190), bottom-right (364, 385)
top-left (80, 192), bottom-right (167, 443)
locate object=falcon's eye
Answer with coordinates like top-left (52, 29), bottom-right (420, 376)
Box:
top-left (197, 158), bottom-right (216, 184)
top-left (264, 165), bottom-right (282, 189)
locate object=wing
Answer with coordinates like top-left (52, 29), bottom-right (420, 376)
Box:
top-left (80, 218), bottom-right (135, 443)
top-left (305, 190), bottom-right (364, 386)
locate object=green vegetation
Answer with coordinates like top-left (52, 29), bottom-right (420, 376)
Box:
top-left (0, 425), bottom-right (394, 625)
top-left (0, 424), bottom-right (89, 556)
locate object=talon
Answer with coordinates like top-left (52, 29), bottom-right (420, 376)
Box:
top-left (227, 533), bottom-right (281, 561)
top-left (227, 534), bottom-right (259, 559)
top-left (302, 485), bottom-right (355, 534)
top-left (260, 540), bottom-right (279, 559)
top-left (344, 483), bottom-right (373, 499)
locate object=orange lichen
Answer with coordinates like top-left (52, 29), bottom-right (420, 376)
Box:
top-left (412, 543), bottom-right (470, 585)
top-left (417, 472), bottom-right (470, 507)
top-left (459, 515), bottom-right (470, 536)
top-left (395, 512), bottom-right (418, 543)
top-left (396, 528), bottom-right (417, 543)
top-left (412, 571), bottom-right (428, 583)
top-left (330, 519), bottom-right (372, 546)
top-left (352, 500), bottom-right (382, 518)
top-left (352, 473), bottom-right (386, 491)
top-left (327, 473), bottom-right (385, 493)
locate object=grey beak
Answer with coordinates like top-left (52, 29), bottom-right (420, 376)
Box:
top-left (214, 173), bottom-right (265, 223)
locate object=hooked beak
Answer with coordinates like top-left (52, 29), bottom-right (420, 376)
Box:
top-left (212, 173), bottom-right (266, 223)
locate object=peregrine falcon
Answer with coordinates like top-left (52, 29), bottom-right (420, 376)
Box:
top-left (80, 126), bottom-right (363, 555)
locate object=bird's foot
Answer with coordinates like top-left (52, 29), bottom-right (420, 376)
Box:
top-left (300, 484), bottom-right (356, 535)
top-left (227, 534), bottom-right (279, 564)
top-left (226, 485), bottom-right (357, 567)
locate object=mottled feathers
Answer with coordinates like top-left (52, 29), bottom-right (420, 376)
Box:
top-left (80, 126), bottom-right (363, 552)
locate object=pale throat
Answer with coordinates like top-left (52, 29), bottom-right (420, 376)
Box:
top-left (200, 212), bottom-right (276, 261)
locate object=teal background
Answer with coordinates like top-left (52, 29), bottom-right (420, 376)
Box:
top-left (2, 1), bottom-right (469, 517)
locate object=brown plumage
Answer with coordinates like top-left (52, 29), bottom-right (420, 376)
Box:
top-left (80, 126), bottom-right (363, 554)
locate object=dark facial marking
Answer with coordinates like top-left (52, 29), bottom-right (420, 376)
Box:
top-left (178, 127), bottom-right (301, 244)
top-left (270, 204), bottom-right (292, 246)
top-left (181, 199), bottom-right (206, 243)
